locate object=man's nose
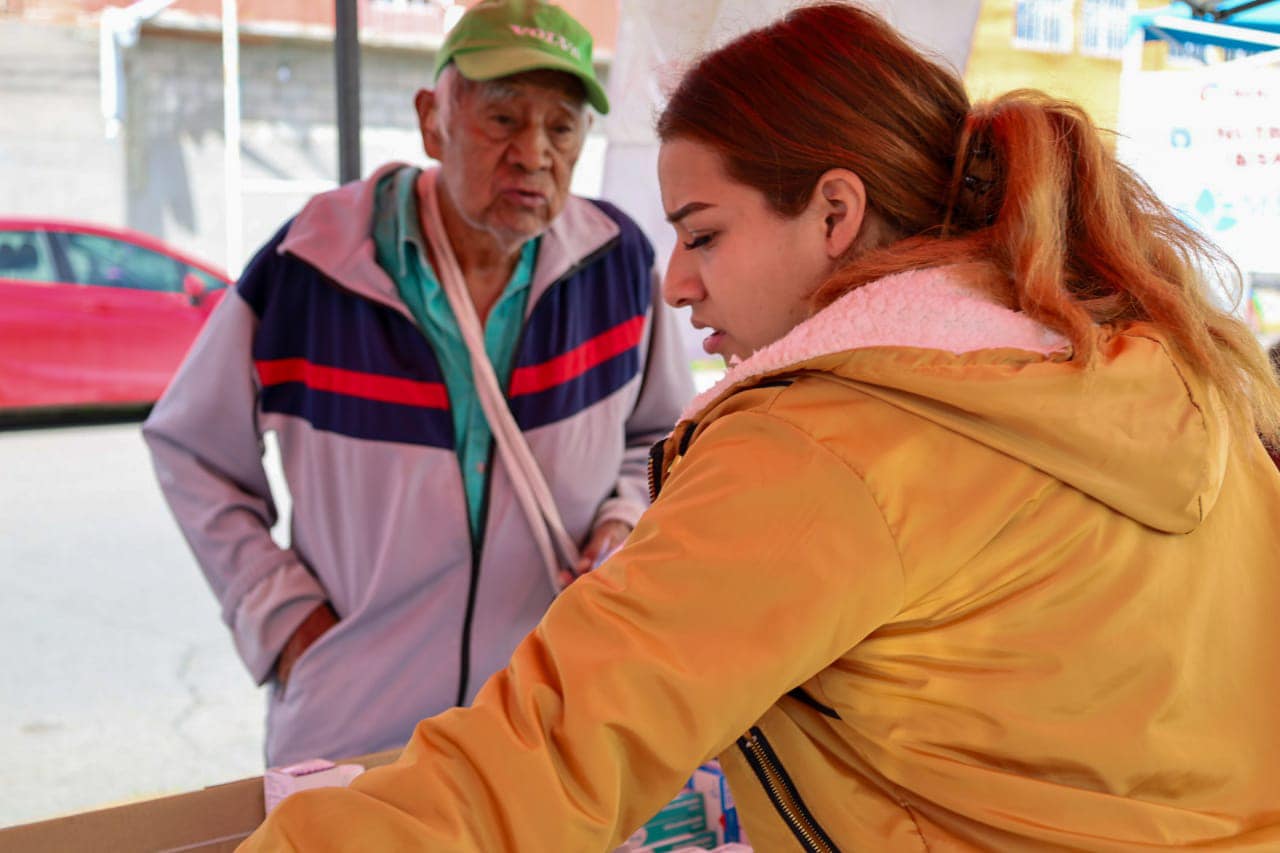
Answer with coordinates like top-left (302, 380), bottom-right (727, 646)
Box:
top-left (662, 249), bottom-right (702, 308)
top-left (506, 124), bottom-right (551, 171)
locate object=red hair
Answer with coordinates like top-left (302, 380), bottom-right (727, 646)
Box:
top-left (657, 3), bottom-right (1280, 439)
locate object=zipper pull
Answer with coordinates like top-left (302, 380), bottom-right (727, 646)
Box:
top-left (646, 439), bottom-right (665, 502)
top-left (647, 422), bottom-right (697, 502)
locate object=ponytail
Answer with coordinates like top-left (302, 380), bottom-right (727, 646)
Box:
top-left (818, 90), bottom-right (1280, 440)
top-left (659, 3), bottom-right (1280, 440)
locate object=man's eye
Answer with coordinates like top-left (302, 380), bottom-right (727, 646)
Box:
top-left (490, 114), bottom-right (517, 127)
top-left (683, 234), bottom-right (713, 250)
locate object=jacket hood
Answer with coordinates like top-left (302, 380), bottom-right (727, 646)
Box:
top-left (277, 163), bottom-right (621, 320)
top-left (687, 265), bottom-right (1229, 534)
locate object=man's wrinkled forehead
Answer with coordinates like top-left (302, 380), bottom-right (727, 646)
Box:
top-left (465, 68), bottom-right (588, 113)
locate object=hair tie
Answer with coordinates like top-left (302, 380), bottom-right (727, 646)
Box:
top-left (951, 126), bottom-right (999, 229)
top-left (962, 173), bottom-right (994, 195)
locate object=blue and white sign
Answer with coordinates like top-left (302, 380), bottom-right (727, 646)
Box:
top-left (1118, 69), bottom-right (1280, 277)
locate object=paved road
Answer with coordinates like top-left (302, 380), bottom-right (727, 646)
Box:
top-left (0, 370), bottom-right (730, 830)
top-left (0, 417), bottom-right (280, 827)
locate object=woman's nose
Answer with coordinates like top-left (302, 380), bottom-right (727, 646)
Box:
top-left (662, 250), bottom-right (702, 308)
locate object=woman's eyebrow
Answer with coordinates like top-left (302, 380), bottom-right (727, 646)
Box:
top-left (666, 202), bottom-right (713, 224)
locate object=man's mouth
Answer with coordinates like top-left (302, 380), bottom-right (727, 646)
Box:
top-left (501, 188), bottom-right (548, 208)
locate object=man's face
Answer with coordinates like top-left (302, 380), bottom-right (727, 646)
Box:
top-left (418, 68), bottom-right (589, 248)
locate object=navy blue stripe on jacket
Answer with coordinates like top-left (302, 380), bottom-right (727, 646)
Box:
top-left (236, 199), bottom-right (656, 443)
top-left (239, 225), bottom-right (455, 449)
top-left (509, 201), bottom-right (655, 430)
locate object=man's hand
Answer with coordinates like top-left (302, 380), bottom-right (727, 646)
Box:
top-left (560, 519), bottom-right (632, 589)
top-left (276, 602), bottom-right (339, 689)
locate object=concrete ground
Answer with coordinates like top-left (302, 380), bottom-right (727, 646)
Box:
top-left (0, 372), bottom-right (726, 830)
top-left (0, 416), bottom-right (281, 828)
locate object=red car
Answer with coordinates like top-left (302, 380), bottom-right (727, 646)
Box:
top-left (0, 219), bottom-right (231, 411)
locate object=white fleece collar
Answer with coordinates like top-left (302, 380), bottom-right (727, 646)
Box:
top-left (681, 265), bottom-right (1071, 421)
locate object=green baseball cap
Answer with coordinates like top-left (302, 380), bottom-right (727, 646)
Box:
top-left (433, 0), bottom-right (609, 114)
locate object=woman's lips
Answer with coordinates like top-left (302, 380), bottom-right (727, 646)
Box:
top-left (692, 320), bottom-right (727, 356)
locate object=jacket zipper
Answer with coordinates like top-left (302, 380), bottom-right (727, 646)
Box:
top-left (456, 249), bottom-right (619, 702)
top-left (454, 439), bottom-right (492, 707)
top-left (408, 325), bottom-right (482, 709)
top-left (648, 423), bottom-right (698, 502)
top-left (646, 439), bottom-right (665, 502)
top-left (787, 686), bottom-right (841, 720)
top-left (737, 727), bottom-right (840, 853)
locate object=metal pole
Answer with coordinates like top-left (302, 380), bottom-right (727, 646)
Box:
top-left (335, 0), bottom-right (362, 184)
top-left (1214, 0), bottom-right (1280, 20)
top-left (222, 0), bottom-right (244, 277)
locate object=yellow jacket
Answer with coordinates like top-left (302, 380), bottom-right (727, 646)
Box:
top-left (244, 267), bottom-right (1280, 851)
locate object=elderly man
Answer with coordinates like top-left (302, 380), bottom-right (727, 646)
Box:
top-left (143, 0), bottom-right (691, 765)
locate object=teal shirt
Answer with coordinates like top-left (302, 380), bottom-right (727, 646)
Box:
top-left (372, 167), bottom-right (538, 539)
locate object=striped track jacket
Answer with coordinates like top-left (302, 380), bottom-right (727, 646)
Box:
top-left (143, 163), bottom-right (693, 765)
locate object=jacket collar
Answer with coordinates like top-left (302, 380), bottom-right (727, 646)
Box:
top-left (682, 265), bottom-right (1070, 421)
top-left (678, 265), bottom-right (1231, 535)
top-left (278, 163), bottom-right (620, 319)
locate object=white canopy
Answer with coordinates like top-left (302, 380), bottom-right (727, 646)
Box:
top-left (600, 0), bottom-right (983, 275)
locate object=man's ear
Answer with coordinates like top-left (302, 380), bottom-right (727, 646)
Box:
top-left (810, 168), bottom-right (867, 259)
top-left (414, 88), bottom-right (444, 160)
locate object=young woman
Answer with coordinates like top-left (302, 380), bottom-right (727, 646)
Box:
top-left (244, 5), bottom-right (1280, 850)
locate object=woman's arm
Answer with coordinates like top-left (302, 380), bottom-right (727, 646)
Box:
top-left (242, 410), bottom-right (904, 852)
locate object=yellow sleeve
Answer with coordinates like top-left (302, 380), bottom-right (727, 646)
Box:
top-left (241, 410), bottom-right (905, 852)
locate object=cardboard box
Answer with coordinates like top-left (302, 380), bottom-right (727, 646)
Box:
top-left (0, 749), bottom-right (399, 853)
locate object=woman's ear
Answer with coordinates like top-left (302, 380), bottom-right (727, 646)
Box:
top-left (811, 169), bottom-right (867, 259)
top-left (414, 89), bottom-right (444, 160)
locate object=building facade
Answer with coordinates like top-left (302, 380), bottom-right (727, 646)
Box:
top-left (0, 1), bottom-right (616, 273)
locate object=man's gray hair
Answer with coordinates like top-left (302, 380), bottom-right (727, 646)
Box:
top-left (433, 65), bottom-right (476, 138)
top-left (434, 64), bottom-right (588, 141)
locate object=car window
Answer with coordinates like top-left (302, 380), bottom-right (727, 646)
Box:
top-left (59, 232), bottom-right (184, 293)
top-left (0, 230), bottom-right (58, 282)
top-left (185, 266), bottom-right (228, 292)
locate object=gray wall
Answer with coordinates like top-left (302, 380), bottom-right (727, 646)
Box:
top-left (1, 18), bottom-right (610, 275)
top-left (0, 19), bottom-right (436, 273)
top-left (0, 20), bottom-right (126, 229)
top-left (124, 28), bottom-right (432, 272)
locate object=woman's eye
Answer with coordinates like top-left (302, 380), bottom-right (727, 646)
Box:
top-left (683, 234), bottom-right (713, 250)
